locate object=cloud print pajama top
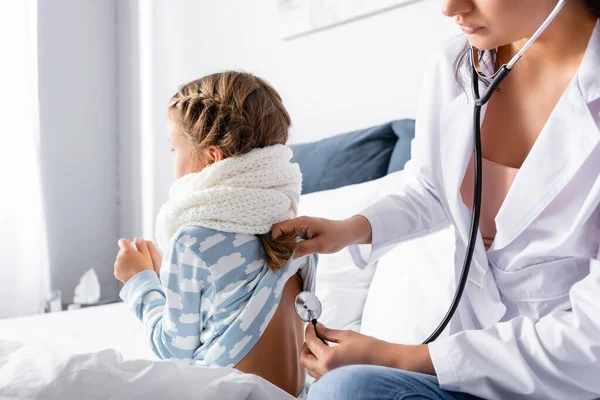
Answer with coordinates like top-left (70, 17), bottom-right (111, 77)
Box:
top-left (120, 226), bottom-right (317, 367)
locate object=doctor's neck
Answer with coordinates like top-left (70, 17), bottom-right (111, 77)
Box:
top-left (502, 1), bottom-right (597, 72)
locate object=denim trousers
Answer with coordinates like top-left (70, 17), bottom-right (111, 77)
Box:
top-left (307, 365), bottom-right (481, 400)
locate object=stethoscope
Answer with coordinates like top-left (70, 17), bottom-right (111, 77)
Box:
top-left (295, 291), bottom-right (328, 344)
top-left (295, 0), bottom-right (568, 346)
top-left (422, 0), bottom-right (567, 344)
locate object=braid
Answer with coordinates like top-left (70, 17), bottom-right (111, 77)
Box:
top-left (168, 71), bottom-right (288, 159)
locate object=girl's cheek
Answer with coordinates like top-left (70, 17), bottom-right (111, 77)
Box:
top-left (173, 156), bottom-right (183, 179)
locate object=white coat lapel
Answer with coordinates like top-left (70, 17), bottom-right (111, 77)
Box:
top-left (491, 20), bottom-right (600, 252)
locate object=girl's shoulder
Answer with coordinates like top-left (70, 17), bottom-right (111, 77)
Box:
top-left (174, 226), bottom-right (261, 250)
top-left (172, 226), bottom-right (264, 269)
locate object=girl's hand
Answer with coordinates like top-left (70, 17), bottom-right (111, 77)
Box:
top-left (301, 323), bottom-right (435, 380)
top-left (271, 216), bottom-right (372, 258)
top-left (114, 238), bottom-right (154, 284)
top-left (146, 240), bottom-right (163, 276)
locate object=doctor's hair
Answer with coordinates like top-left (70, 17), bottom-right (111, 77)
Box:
top-left (589, 0), bottom-right (600, 15)
top-left (453, 0), bottom-right (600, 92)
top-left (168, 71), bottom-right (297, 271)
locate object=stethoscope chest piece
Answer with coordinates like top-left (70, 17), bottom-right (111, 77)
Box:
top-left (294, 291), bottom-right (322, 322)
top-left (295, 291), bottom-right (328, 345)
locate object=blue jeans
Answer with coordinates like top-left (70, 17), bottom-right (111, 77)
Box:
top-left (307, 365), bottom-right (481, 400)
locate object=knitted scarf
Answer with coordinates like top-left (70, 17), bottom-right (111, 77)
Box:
top-left (155, 144), bottom-right (302, 252)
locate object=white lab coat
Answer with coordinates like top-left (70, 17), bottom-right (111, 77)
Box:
top-left (351, 20), bottom-right (600, 399)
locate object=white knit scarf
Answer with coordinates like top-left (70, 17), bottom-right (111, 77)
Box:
top-left (155, 144), bottom-right (302, 252)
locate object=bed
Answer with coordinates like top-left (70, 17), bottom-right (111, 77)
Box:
top-left (0, 119), bottom-right (458, 399)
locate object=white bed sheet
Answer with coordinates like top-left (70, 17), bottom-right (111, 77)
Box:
top-left (0, 303), bottom-right (294, 400)
top-left (0, 303), bottom-right (154, 360)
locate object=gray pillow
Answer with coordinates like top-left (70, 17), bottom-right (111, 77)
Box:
top-left (388, 119), bottom-right (415, 174)
top-left (291, 119), bottom-right (415, 194)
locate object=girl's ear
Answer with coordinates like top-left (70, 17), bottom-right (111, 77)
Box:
top-left (206, 145), bottom-right (224, 165)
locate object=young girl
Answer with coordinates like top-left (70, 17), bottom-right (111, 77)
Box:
top-left (113, 71), bottom-right (316, 397)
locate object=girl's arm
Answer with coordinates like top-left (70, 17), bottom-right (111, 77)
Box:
top-left (119, 237), bottom-right (208, 361)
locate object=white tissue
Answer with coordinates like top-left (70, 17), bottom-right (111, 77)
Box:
top-left (73, 268), bottom-right (101, 305)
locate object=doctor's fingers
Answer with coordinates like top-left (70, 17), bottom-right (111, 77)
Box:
top-left (305, 323), bottom-right (333, 359)
top-left (314, 322), bottom-right (346, 343)
top-left (272, 216), bottom-right (319, 240)
top-left (300, 342), bottom-right (325, 380)
top-left (294, 239), bottom-right (325, 259)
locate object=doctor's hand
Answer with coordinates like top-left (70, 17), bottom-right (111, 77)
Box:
top-left (301, 323), bottom-right (435, 380)
top-left (271, 216), bottom-right (372, 258)
top-left (114, 238), bottom-right (154, 284)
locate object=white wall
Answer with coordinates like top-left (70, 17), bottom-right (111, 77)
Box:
top-left (37, 0), bottom-right (120, 304)
top-left (24, 0), bottom-right (462, 306)
top-left (27, 0), bottom-right (461, 305)
top-left (138, 0), bottom-right (460, 221)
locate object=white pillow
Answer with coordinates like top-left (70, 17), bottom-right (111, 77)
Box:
top-left (298, 172), bottom-right (406, 331)
top-left (360, 226), bottom-right (457, 344)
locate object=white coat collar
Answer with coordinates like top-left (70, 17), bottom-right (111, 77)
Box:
top-left (440, 19), bottom-right (600, 261)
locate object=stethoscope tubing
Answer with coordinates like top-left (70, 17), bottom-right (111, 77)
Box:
top-left (422, 0), bottom-right (566, 343)
top-left (422, 64), bottom-right (501, 344)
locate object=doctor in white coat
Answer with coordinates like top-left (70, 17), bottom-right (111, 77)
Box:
top-left (273, 0), bottom-right (600, 399)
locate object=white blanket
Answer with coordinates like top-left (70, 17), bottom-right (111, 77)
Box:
top-left (0, 304), bottom-right (294, 400)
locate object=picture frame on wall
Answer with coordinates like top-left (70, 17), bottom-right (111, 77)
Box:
top-left (278, 0), bottom-right (423, 39)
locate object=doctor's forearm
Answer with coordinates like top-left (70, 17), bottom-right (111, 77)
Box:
top-left (377, 342), bottom-right (436, 376)
top-left (345, 215), bottom-right (373, 245)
